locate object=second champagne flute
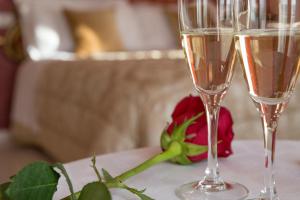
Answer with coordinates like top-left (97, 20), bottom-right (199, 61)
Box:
top-left (177, 0), bottom-right (248, 200)
top-left (234, 0), bottom-right (300, 199)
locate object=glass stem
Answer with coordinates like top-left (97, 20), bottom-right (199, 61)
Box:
top-left (198, 97), bottom-right (226, 192)
top-left (204, 103), bottom-right (221, 182)
top-left (260, 104), bottom-right (280, 200)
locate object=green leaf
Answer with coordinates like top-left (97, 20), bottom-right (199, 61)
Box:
top-left (102, 169), bottom-right (113, 182)
top-left (171, 113), bottom-right (203, 142)
top-left (160, 130), bottom-right (171, 150)
top-left (54, 163), bottom-right (76, 200)
top-left (122, 185), bottom-right (154, 200)
top-left (184, 142), bottom-right (208, 156)
top-left (78, 182), bottom-right (111, 200)
top-left (6, 161), bottom-right (60, 200)
top-left (0, 183), bottom-right (10, 200)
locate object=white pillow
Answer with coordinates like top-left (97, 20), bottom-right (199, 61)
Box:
top-left (116, 1), bottom-right (177, 51)
top-left (15, 0), bottom-right (73, 59)
top-left (133, 3), bottom-right (177, 50)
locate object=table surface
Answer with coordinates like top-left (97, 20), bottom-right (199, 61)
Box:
top-left (54, 140), bottom-right (300, 200)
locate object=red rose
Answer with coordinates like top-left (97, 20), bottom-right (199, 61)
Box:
top-left (166, 95), bottom-right (234, 162)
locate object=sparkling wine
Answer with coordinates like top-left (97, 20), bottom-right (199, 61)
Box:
top-left (235, 30), bottom-right (300, 105)
top-left (181, 28), bottom-right (236, 96)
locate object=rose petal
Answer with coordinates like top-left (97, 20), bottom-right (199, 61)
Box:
top-left (171, 96), bottom-right (205, 120)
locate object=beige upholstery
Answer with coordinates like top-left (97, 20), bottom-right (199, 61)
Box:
top-left (11, 50), bottom-right (300, 162)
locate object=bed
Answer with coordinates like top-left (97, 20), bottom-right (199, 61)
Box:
top-left (9, 50), bottom-right (300, 162)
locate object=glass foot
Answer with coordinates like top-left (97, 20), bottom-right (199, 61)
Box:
top-left (247, 198), bottom-right (279, 200)
top-left (248, 199), bottom-right (279, 200)
top-left (247, 188), bottom-right (279, 200)
top-left (175, 181), bottom-right (249, 200)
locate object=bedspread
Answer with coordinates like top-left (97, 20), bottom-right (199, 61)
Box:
top-left (10, 51), bottom-right (300, 162)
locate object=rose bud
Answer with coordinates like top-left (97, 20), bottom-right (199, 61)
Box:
top-left (161, 95), bottom-right (234, 164)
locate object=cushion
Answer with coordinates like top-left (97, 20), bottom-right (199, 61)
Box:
top-left (64, 8), bottom-right (124, 58)
top-left (121, 2), bottom-right (177, 50)
top-left (15, 0), bottom-right (74, 59)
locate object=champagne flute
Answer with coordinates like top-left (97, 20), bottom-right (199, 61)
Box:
top-left (177, 0), bottom-right (249, 199)
top-left (233, 0), bottom-right (300, 199)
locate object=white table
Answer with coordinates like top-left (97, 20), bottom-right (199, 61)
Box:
top-left (54, 141), bottom-right (300, 200)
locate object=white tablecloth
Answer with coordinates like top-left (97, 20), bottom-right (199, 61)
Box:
top-left (54, 141), bottom-right (300, 200)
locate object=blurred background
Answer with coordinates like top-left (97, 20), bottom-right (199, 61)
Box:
top-left (0, 0), bottom-right (300, 183)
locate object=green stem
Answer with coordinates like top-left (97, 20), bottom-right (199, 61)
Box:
top-left (61, 141), bottom-right (183, 200)
top-left (115, 141), bottom-right (183, 182)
